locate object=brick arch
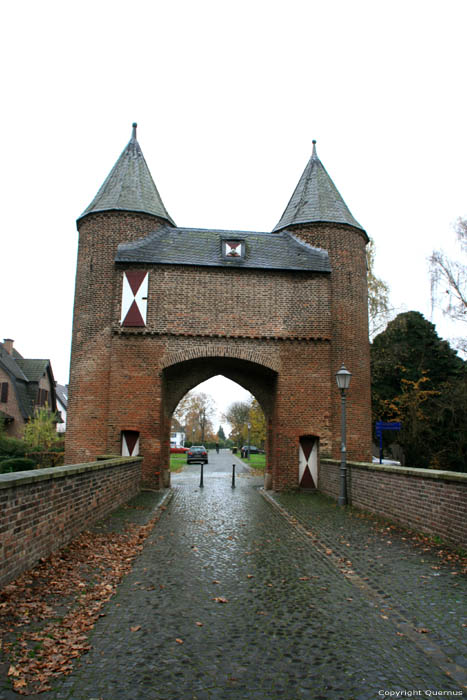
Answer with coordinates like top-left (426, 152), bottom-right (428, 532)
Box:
top-left (162, 355), bottom-right (278, 419)
top-left (160, 343), bottom-right (281, 375)
top-left (161, 353), bottom-right (278, 488)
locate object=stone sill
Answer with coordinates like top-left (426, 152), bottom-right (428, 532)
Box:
top-left (320, 459), bottom-right (467, 484)
top-left (0, 456), bottom-right (143, 490)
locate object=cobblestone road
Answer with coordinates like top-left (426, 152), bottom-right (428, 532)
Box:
top-left (17, 451), bottom-right (467, 699)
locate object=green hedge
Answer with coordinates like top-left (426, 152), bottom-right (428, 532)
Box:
top-left (0, 457), bottom-right (36, 473)
top-left (0, 435), bottom-right (27, 458)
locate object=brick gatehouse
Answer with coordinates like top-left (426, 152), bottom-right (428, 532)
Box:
top-left (66, 125), bottom-right (371, 490)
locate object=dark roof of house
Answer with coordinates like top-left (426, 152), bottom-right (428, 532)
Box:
top-left (78, 124), bottom-right (175, 226)
top-left (273, 141), bottom-right (365, 234)
top-left (116, 225), bottom-right (331, 273)
top-left (0, 343), bottom-right (56, 421)
top-left (0, 345), bottom-right (28, 382)
top-left (15, 359), bottom-right (50, 382)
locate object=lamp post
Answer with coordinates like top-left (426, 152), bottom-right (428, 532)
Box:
top-left (335, 364), bottom-right (352, 506)
top-left (247, 421), bottom-right (251, 461)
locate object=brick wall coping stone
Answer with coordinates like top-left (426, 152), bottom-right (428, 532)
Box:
top-left (0, 456), bottom-right (143, 490)
top-left (321, 458), bottom-right (467, 484)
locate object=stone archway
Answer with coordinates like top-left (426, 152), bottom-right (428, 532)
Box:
top-left (161, 354), bottom-right (278, 488)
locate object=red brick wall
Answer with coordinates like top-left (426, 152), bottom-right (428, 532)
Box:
top-left (0, 457), bottom-right (142, 589)
top-left (319, 459), bottom-right (467, 548)
top-left (115, 265), bottom-right (331, 339)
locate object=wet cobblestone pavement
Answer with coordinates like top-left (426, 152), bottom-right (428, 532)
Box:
top-left (8, 451), bottom-right (466, 700)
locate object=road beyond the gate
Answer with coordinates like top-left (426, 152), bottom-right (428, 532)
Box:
top-left (22, 450), bottom-right (467, 700)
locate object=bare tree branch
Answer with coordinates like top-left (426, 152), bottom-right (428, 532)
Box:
top-left (429, 218), bottom-right (467, 325)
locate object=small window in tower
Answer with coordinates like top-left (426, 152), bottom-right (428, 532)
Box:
top-left (222, 240), bottom-right (245, 259)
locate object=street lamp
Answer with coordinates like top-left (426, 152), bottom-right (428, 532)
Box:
top-left (335, 364), bottom-right (352, 506)
top-left (247, 421), bottom-right (251, 460)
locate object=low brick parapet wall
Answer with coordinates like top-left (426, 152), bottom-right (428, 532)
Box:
top-left (319, 459), bottom-right (467, 548)
top-left (0, 457), bottom-right (143, 589)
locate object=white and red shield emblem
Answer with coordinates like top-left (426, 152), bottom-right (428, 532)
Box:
top-left (120, 271), bottom-right (148, 327)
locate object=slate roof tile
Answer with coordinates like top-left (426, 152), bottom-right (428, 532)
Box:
top-left (273, 141), bottom-right (365, 234)
top-left (78, 124), bottom-right (175, 225)
top-left (116, 225), bottom-right (331, 273)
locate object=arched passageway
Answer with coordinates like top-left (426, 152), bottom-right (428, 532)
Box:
top-left (162, 356), bottom-right (277, 488)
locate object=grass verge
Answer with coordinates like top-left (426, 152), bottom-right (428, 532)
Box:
top-left (169, 453), bottom-right (187, 472)
top-left (238, 453), bottom-right (266, 472)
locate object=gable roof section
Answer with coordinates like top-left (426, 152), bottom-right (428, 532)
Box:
top-left (273, 141), bottom-right (365, 234)
top-left (116, 224), bottom-right (331, 273)
top-left (78, 124), bottom-right (175, 226)
top-left (15, 359), bottom-right (50, 382)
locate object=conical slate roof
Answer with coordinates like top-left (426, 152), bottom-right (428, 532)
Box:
top-left (78, 124), bottom-right (175, 225)
top-left (273, 141), bottom-right (364, 233)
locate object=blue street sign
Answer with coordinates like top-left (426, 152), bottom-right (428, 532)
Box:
top-left (376, 421), bottom-right (401, 431)
top-left (375, 421), bottom-right (402, 464)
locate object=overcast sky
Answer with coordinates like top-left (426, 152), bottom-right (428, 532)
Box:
top-left (1, 0), bottom-right (466, 426)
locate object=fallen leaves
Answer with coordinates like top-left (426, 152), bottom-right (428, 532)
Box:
top-left (0, 511), bottom-right (163, 695)
top-left (175, 638), bottom-right (184, 644)
top-left (212, 597), bottom-right (228, 604)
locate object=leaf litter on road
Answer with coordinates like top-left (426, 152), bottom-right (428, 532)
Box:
top-left (0, 511), bottom-right (163, 695)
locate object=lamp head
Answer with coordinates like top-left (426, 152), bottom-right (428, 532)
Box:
top-left (336, 364), bottom-right (352, 391)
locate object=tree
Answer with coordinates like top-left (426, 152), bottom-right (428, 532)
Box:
top-left (429, 218), bottom-right (467, 355)
top-left (249, 399), bottom-right (266, 448)
top-left (367, 238), bottom-right (392, 339)
top-left (223, 401), bottom-right (250, 447)
top-left (174, 391), bottom-right (216, 444)
top-left (371, 311), bottom-right (466, 471)
top-left (23, 406), bottom-right (59, 452)
top-left (223, 397), bottom-right (266, 448)
top-left (217, 425), bottom-right (226, 443)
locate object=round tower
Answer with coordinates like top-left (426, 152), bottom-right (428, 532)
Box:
top-left (66, 124), bottom-right (175, 465)
top-left (272, 141), bottom-right (371, 462)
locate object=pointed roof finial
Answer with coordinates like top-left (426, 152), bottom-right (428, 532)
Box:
top-left (312, 139), bottom-right (317, 157)
top-left (131, 122), bottom-right (138, 140)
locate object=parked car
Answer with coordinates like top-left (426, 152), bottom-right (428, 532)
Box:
top-left (170, 446), bottom-right (189, 454)
top-left (240, 445), bottom-right (263, 457)
top-left (186, 446), bottom-right (209, 464)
